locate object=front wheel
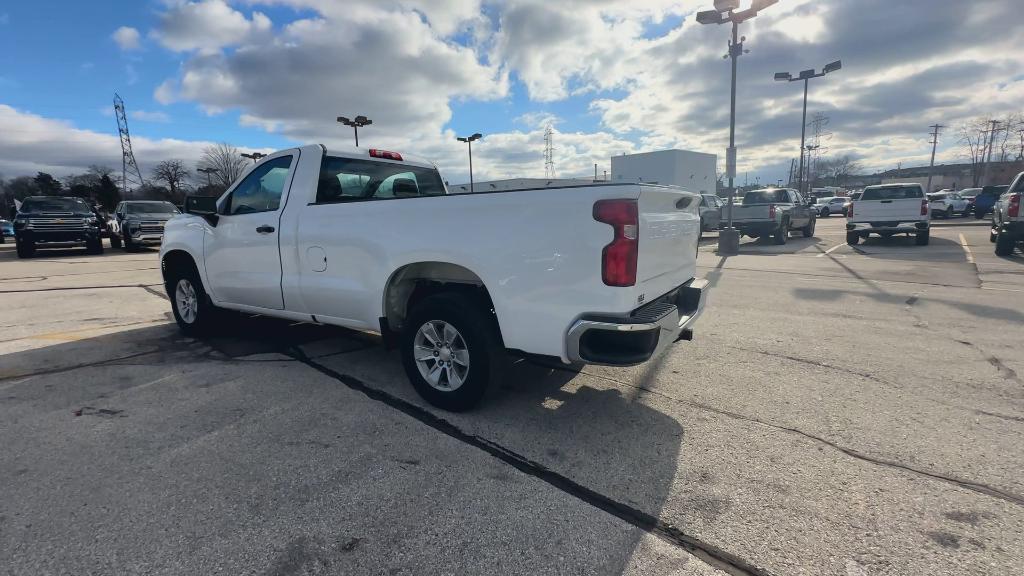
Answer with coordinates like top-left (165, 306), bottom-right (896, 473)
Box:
top-left (166, 264), bottom-right (218, 335)
top-left (109, 234), bottom-right (122, 249)
top-left (802, 217), bottom-right (816, 238)
top-left (995, 230), bottom-right (1016, 256)
top-left (16, 239), bottom-right (35, 258)
top-left (86, 236), bottom-right (104, 255)
top-left (400, 293), bottom-right (502, 412)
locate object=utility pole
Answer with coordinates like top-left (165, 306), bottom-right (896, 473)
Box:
top-left (981, 119), bottom-right (1001, 186)
top-left (787, 158), bottom-right (795, 187)
top-left (696, 0), bottom-right (779, 256)
top-left (925, 124), bottom-right (943, 193)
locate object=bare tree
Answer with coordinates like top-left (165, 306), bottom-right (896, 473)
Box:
top-left (818, 154), bottom-right (861, 187)
top-left (152, 159), bottom-right (190, 202)
top-left (958, 117), bottom-right (990, 186)
top-left (198, 142), bottom-right (248, 188)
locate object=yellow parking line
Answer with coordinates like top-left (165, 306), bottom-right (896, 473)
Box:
top-left (958, 233), bottom-right (975, 264)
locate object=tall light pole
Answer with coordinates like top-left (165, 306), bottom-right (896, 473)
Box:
top-left (241, 152), bottom-right (266, 164)
top-left (774, 59), bottom-right (842, 196)
top-left (804, 144), bottom-right (820, 191)
top-left (981, 119), bottom-right (1001, 186)
top-left (337, 115), bottom-right (372, 147)
top-left (925, 124), bottom-right (943, 193)
top-left (197, 167), bottom-right (219, 189)
top-left (456, 133), bottom-right (482, 193)
top-left (696, 0), bottom-right (778, 256)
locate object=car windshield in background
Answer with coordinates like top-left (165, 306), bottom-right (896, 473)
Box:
top-left (127, 202), bottom-right (179, 215)
top-left (742, 189), bottom-right (788, 204)
top-left (861, 186), bottom-right (923, 200)
top-left (19, 197), bottom-right (91, 213)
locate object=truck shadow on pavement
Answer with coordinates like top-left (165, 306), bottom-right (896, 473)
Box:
top-left (792, 286), bottom-right (1024, 324)
top-left (0, 315), bottom-right (713, 575)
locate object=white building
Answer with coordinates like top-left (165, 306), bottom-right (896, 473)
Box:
top-left (611, 149), bottom-right (717, 194)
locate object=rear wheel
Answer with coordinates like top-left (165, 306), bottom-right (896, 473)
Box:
top-left (915, 230), bottom-right (930, 246)
top-left (400, 292), bottom-right (501, 412)
top-left (846, 231), bottom-right (861, 246)
top-left (944, 207), bottom-right (953, 219)
top-left (820, 208), bottom-right (829, 218)
top-left (16, 239), bottom-right (35, 258)
top-left (773, 220), bottom-right (789, 245)
top-left (995, 230), bottom-right (1016, 256)
top-left (109, 234), bottom-right (122, 249)
top-left (975, 207), bottom-right (985, 219)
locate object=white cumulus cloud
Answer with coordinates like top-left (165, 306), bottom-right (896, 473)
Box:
top-left (112, 26), bottom-right (142, 51)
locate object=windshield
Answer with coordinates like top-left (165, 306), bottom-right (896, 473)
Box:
top-left (126, 202), bottom-right (179, 215)
top-left (19, 197), bottom-right (92, 214)
top-left (742, 189), bottom-right (788, 205)
top-left (861, 186), bottom-right (923, 200)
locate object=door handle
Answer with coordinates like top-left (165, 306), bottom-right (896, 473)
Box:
top-left (256, 225), bottom-right (275, 234)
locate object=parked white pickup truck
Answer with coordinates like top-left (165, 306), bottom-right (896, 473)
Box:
top-left (846, 183), bottom-right (930, 245)
top-left (160, 145), bottom-right (708, 410)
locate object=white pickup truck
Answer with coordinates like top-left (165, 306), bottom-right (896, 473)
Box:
top-left (159, 145), bottom-right (708, 410)
top-left (846, 183), bottom-right (930, 245)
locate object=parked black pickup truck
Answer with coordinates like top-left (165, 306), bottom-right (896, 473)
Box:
top-left (13, 196), bottom-right (104, 258)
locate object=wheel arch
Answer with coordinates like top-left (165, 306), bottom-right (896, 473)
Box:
top-left (382, 261), bottom-right (500, 337)
top-left (160, 249), bottom-right (201, 287)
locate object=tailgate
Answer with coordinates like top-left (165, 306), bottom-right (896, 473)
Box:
top-left (852, 199), bottom-right (923, 221)
top-left (730, 205), bottom-right (771, 222)
top-left (636, 186), bottom-right (700, 299)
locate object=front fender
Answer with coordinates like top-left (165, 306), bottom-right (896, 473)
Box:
top-left (159, 215), bottom-right (211, 289)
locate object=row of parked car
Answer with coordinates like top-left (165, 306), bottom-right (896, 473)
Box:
top-left (1, 197), bottom-right (179, 258)
top-left (693, 175), bottom-right (1023, 255)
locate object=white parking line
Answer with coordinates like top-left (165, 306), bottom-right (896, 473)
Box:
top-left (816, 243), bottom-right (846, 257)
top-left (958, 233), bottom-right (975, 264)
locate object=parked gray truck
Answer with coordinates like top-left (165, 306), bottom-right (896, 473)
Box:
top-left (730, 188), bottom-right (816, 244)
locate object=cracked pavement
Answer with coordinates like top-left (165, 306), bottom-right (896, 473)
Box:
top-left (0, 218), bottom-right (1022, 575)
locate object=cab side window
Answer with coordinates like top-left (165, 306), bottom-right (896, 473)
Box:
top-left (225, 156), bottom-right (293, 215)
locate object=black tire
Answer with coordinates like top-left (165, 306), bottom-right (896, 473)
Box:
top-left (975, 208), bottom-right (985, 219)
top-left (944, 207), bottom-right (953, 220)
top-left (109, 234), bottom-right (122, 249)
top-left (122, 232), bottom-right (135, 252)
top-left (915, 230), bottom-right (930, 246)
top-left (801, 216), bottom-right (816, 238)
top-left (846, 231), bottom-right (861, 246)
top-left (86, 237), bottom-right (104, 255)
top-left (16, 239), bottom-right (35, 258)
top-left (990, 228), bottom-right (998, 243)
top-left (400, 292), bottom-right (502, 412)
top-left (820, 208), bottom-right (829, 218)
top-left (773, 220), bottom-right (789, 245)
top-left (0, 233), bottom-right (5, 244)
top-left (995, 230), bottom-right (1015, 256)
top-left (165, 260), bottom-right (218, 335)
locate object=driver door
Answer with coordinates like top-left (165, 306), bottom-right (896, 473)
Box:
top-left (203, 152), bottom-right (298, 310)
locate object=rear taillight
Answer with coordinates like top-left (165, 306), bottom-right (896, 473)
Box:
top-left (369, 149), bottom-right (403, 161)
top-left (593, 199), bottom-right (638, 287)
top-left (768, 204), bottom-right (776, 219)
top-left (921, 199), bottom-right (929, 216)
top-left (1010, 193), bottom-right (1021, 218)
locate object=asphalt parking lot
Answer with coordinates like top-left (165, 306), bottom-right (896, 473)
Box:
top-left (1, 216), bottom-right (1022, 576)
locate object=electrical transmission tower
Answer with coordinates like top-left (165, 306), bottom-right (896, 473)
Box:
top-left (113, 93), bottom-right (145, 197)
top-left (543, 125), bottom-right (556, 179)
top-left (807, 112), bottom-right (831, 187)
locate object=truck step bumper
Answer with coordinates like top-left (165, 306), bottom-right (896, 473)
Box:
top-left (566, 278), bottom-right (709, 366)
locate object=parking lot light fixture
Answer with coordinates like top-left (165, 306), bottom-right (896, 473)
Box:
top-left (197, 167), bottom-right (219, 188)
top-left (456, 133), bottom-right (483, 193)
top-left (774, 59), bottom-right (842, 196)
top-left (696, 0), bottom-right (777, 256)
top-left (337, 115), bottom-right (372, 147)
top-left (241, 152), bottom-right (266, 164)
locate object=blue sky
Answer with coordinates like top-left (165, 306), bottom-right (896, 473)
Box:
top-left (0, 1), bottom-right (1021, 186)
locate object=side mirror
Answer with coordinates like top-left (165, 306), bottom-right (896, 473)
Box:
top-left (185, 195), bottom-right (219, 225)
